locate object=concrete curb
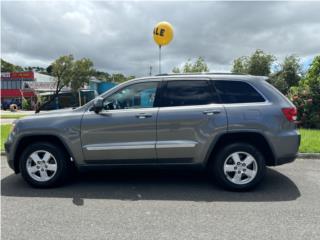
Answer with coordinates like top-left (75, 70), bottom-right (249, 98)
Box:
top-left (297, 153), bottom-right (320, 159)
top-left (1, 151), bottom-right (320, 158)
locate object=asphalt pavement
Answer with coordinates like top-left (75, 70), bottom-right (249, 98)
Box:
top-left (1, 156), bottom-right (320, 240)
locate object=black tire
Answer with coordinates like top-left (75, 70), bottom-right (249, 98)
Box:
top-left (209, 143), bottom-right (266, 191)
top-left (19, 142), bottom-right (70, 188)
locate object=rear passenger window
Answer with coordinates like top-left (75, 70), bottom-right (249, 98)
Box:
top-left (163, 80), bottom-right (218, 107)
top-left (214, 81), bottom-right (265, 103)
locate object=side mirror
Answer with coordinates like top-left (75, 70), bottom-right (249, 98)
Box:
top-left (92, 97), bottom-right (103, 113)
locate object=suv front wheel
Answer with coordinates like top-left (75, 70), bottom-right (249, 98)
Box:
top-left (210, 143), bottom-right (266, 191)
top-left (19, 142), bottom-right (70, 188)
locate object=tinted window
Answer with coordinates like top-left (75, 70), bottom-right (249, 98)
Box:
top-left (214, 81), bottom-right (265, 103)
top-left (104, 81), bottom-right (158, 110)
top-left (163, 80), bottom-right (217, 107)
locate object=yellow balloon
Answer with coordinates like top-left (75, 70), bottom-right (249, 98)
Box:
top-left (153, 21), bottom-right (174, 46)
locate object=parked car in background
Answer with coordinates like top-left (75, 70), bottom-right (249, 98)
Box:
top-left (5, 73), bottom-right (300, 191)
top-left (1, 98), bottom-right (22, 110)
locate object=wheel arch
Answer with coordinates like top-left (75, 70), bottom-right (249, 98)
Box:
top-left (13, 134), bottom-right (74, 173)
top-left (205, 131), bottom-right (276, 167)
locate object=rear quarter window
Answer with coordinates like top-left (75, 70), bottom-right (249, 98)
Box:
top-left (214, 81), bottom-right (265, 103)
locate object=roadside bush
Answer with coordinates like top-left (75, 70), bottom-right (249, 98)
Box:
top-left (288, 56), bottom-right (320, 129)
top-left (288, 86), bottom-right (319, 128)
top-left (22, 98), bottom-right (30, 110)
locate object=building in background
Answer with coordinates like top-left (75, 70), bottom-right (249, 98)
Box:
top-left (88, 77), bottom-right (116, 95)
top-left (1, 71), bottom-right (37, 109)
top-left (1, 71), bottom-right (117, 110)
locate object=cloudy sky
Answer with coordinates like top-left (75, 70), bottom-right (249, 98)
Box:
top-left (2, 1), bottom-right (320, 76)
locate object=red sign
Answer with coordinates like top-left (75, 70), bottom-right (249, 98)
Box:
top-left (1, 71), bottom-right (34, 80)
top-left (1, 89), bottom-right (35, 98)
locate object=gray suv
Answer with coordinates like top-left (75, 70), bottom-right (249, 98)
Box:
top-left (5, 73), bottom-right (300, 190)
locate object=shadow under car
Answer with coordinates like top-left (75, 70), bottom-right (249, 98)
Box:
top-left (1, 167), bottom-right (300, 205)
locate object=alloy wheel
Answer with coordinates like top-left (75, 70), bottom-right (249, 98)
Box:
top-left (223, 151), bottom-right (258, 185)
top-left (26, 150), bottom-right (58, 182)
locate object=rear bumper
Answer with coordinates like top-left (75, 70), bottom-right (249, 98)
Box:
top-left (271, 129), bottom-right (301, 166)
top-left (272, 131), bottom-right (300, 166)
top-left (275, 154), bottom-right (297, 166)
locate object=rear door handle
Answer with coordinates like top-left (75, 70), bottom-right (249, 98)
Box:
top-left (135, 113), bottom-right (152, 119)
top-left (203, 110), bottom-right (221, 116)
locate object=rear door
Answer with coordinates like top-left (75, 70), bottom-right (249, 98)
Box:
top-left (156, 78), bottom-right (227, 164)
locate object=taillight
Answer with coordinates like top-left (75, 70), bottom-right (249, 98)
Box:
top-left (282, 107), bottom-right (297, 122)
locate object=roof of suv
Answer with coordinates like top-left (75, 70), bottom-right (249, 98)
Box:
top-left (136, 73), bottom-right (268, 82)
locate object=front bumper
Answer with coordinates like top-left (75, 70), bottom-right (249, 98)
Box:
top-left (4, 139), bottom-right (16, 172)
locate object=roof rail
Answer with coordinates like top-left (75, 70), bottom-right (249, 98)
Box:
top-left (155, 72), bottom-right (250, 76)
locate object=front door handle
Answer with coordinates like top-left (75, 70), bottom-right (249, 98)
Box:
top-left (203, 110), bottom-right (221, 116)
top-left (135, 113), bottom-right (152, 119)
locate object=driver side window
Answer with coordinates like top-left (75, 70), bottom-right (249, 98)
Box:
top-left (103, 81), bottom-right (158, 110)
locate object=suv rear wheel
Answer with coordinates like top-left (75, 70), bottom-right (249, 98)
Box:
top-left (210, 143), bottom-right (266, 191)
top-left (20, 142), bottom-right (70, 188)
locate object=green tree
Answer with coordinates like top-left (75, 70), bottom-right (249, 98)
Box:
top-left (69, 58), bottom-right (94, 91)
top-left (126, 75), bottom-right (135, 81)
top-left (1, 59), bottom-right (24, 72)
top-left (92, 70), bottom-right (134, 83)
top-left (282, 55), bottom-right (302, 87)
top-left (172, 66), bottom-right (180, 73)
top-left (269, 55), bottom-right (302, 94)
top-left (182, 60), bottom-right (193, 73)
top-left (268, 72), bottom-right (289, 94)
top-left (22, 98), bottom-right (30, 110)
top-left (35, 55), bottom-right (94, 113)
top-left (46, 65), bottom-right (53, 75)
top-left (172, 57), bottom-right (209, 73)
top-left (248, 50), bottom-right (275, 76)
top-left (93, 70), bottom-right (111, 81)
top-left (304, 55), bottom-right (320, 94)
top-left (110, 73), bottom-right (135, 83)
top-left (232, 49), bottom-right (275, 76)
top-left (232, 56), bottom-right (249, 74)
top-left (191, 57), bottom-right (209, 72)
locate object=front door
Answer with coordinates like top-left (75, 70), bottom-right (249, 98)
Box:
top-left (81, 80), bottom-right (160, 163)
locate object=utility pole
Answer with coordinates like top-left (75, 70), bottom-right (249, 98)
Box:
top-left (149, 65), bottom-right (152, 76)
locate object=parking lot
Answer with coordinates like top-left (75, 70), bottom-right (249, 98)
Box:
top-left (1, 156), bottom-right (320, 240)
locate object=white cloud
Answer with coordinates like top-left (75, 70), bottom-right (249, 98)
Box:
top-left (1, 1), bottom-right (320, 76)
top-left (62, 11), bottom-right (92, 35)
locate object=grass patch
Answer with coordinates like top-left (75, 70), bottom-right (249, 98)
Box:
top-left (299, 129), bottom-right (320, 153)
top-left (1, 124), bottom-right (12, 152)
top-left (0, 114), bottom-right (28, 119)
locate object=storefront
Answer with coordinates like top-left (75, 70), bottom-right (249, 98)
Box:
top-left (0, 71), bottom-right (37, 109)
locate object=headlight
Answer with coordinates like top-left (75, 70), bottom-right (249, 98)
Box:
top-left (11, 119), bottom-right (20, 135)
top-left (11, 120), bottom-right (17, 133)
top-left (7, 120), bottom-right (18, 142)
